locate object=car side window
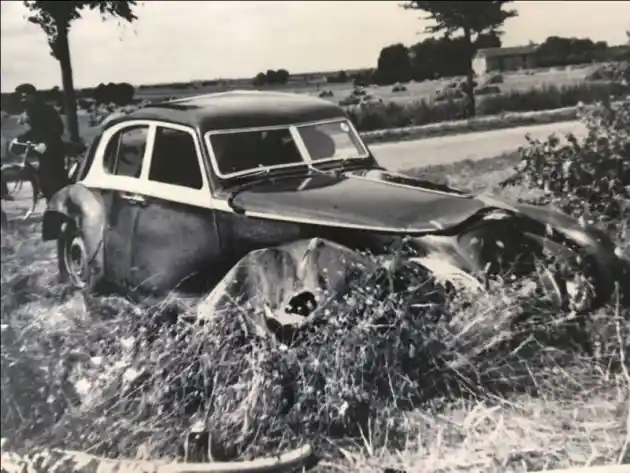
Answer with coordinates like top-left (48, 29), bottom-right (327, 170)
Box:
top-left (103, 125), bottom-right (149, 178)
top-left (148, 127), bottom-right (203, 189)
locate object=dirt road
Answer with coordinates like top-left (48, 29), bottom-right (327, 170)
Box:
top-left (371, 120), bottom-right (586, 171)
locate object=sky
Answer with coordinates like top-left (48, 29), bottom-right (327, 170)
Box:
top-left (1, 0), bottom-right (629, 91)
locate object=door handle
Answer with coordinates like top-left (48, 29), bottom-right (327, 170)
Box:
top-left (120, 192), bottom-right (147, 206)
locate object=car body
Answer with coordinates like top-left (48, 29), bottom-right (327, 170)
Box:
top-left (40, 90), bottom-right (626, 311)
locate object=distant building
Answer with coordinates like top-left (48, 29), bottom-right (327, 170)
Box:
top-left (473, 45), bottom-right (539, 76)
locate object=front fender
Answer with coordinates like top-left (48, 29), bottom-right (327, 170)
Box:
top-left (481, 193), bottom-right (626, 304)
top-left (479, 193), bottom-right (619, 253)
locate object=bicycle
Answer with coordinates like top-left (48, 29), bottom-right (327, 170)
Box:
top-left (1, 139), bottom-right (83, 220)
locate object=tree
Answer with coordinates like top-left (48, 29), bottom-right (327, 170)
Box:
top-left (402, 1), bottom-right (517, 117)
top-left (114, 82), bottom-right (135, 105)
top-left (253, 72), bottom-right (267, 87)
top-left (23, 1), bottom-right (138, 143)
top-left (535, 36), bottom-right (609, 67)
top-left (374, 43), bottom-right (412, 85)
top-left (275, 69), bottom-right (290, 85)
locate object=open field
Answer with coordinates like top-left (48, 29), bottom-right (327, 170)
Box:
top-left (133, 65), bottom-right (597, 105)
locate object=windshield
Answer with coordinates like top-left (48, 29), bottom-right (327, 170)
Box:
top-left (206, 119), bottom-right (368, 179)
top-left (296, 120), bottom-right (367, 162)
top-left (208, 127), bottom-right (303, 178)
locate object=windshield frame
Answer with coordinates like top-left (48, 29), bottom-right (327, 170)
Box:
top-left (203, 117), bottom-right (370, 180)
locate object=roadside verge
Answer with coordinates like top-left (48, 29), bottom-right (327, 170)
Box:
top-left (358, 101), bottom-right (627, 145)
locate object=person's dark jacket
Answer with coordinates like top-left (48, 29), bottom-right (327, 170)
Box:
top-left (18, 99), bottom-right (67, 181)
top-left (18, 100), bottom-right (65, 146)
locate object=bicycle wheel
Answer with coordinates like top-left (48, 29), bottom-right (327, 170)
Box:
top-left (4, 172), bottom-right (24, 198)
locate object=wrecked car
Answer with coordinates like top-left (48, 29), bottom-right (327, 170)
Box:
top-left (38, 90), bottom-right (625, 314)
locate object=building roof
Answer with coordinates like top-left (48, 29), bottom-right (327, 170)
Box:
top-left (476, 45), bottom-right (539, 59)
top-left (122, 90), bottom-right (346, 132)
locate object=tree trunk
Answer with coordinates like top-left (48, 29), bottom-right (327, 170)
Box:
top-left (56, 29), bottom-right (81, 144)
top-left (463, 28), bottom-right (476, 118)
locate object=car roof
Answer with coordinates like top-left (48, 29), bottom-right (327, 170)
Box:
top-left (119, 90), bottom-right (348, 133)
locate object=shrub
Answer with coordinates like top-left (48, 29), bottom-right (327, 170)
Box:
top-left (505, 98), bottom-right (630, 223)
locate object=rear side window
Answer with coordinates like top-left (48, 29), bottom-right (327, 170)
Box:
top-left (148, 127), bottom-right (203, 189)
top-left (103, 125), bottom-right (149, 178)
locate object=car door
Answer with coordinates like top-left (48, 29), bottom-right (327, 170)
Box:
top-left (129, 123), bottom-right (225, 296)
top-left (100, 123), bottom-right (151, 291)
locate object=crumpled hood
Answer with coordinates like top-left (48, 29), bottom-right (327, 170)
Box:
top-left (221, 172), bottom-right (489, 233)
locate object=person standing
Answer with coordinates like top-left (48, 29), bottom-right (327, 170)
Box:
top-left (14, 83), bottom-right (69, 202)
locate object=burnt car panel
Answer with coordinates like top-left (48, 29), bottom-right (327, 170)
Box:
top-left (104, 190), bottom-right (140, 288)
top-left (131, 197), bottom-right (224, 295)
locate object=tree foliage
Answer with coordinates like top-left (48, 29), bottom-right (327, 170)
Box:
top-left (252, 69), bottom-right (291, 86)
top-left (535, 36), bottom-right (609, 68)
top-left (374, 43), bottom-right (413, 85)
top-left (401, 1), bottom-right (517, 116)
top-left (93, 82), bottom-right (135, 106)
top-left (23, 1), bottom-right (138, 59)
top-left (22, 1), bottom-right (138, 142)
top-left (409, 33), bottom-right (500, 81)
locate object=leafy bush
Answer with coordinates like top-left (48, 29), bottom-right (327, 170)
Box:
top-left (504, 98), bottom-right (630, 223)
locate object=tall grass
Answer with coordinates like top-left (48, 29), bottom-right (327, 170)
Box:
top-left (1, 217), bottom-right (628, 468)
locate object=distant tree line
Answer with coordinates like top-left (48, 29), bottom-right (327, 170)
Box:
top-left (324, 34), bottom-right (630, 88)
top-left (253, 69), bottom-right (290, 86)
top-left (92, 82), bottom-right (135, 105)
top-left (534, 36), bottom-right (628, 67)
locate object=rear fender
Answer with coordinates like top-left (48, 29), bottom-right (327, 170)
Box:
top-left (43, 184), bottom-right (107, 277)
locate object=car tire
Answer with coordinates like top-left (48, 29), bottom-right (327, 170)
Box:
top-left (57, 223), bottom-right (100, 291)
